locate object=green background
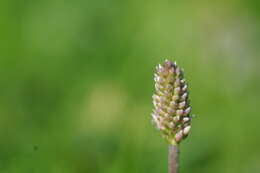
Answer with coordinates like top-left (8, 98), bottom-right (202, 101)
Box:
top-left (1, 0), bottom-right (260, 172)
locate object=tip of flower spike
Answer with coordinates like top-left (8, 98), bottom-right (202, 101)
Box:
top-left (164, 59), bottom-right (178, 69)
top-left (164, 59), bottom-right (172, 65)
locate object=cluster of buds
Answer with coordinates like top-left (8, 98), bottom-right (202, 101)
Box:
top-left (151, 59), bottom-right (192, 144)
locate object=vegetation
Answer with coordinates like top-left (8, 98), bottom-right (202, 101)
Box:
top-left (0, 0), bottom-right (260, 172)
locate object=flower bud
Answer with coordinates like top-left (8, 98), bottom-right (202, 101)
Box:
top-left (183, 117), bottom-right (190, 123)
top-left (182, 85), bottom-right (188, 91)
top-left (174, 87), bottom-right (181, 94)
top-left (181, 93), bottom-right (188, 101)
top-left (183, 126), bottom-right (191, 135)
top-left (184, 107), bottom-right (191, 115)
top-left (172, 95), bottom-right (179, 101)
top-left (175, 130), bottom-right (184, 142)
top-left (176, 110), bottom-right (184, 116)
top-left (178, 101), bottom-right (186, 109)
top-left (173, 116), bottom-right (180, 122)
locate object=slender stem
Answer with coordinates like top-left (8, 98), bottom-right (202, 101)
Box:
top-left (168, 144), bottom-right (179, 173)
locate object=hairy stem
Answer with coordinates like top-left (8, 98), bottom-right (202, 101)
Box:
top-left (168, 144), bottom-right (179, 173)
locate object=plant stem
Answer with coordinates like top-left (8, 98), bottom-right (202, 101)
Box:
top-left (168, 144), bottom-right (179, 173)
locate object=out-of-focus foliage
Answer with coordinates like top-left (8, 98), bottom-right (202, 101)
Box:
top-left (1, 0), bottom-right (260, 172)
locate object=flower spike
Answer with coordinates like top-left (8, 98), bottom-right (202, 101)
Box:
top-left (151, 59), bottom-right (192, 144)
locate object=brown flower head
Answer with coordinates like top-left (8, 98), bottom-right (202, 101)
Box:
top-left (151, 59), bottom-right (192, 145)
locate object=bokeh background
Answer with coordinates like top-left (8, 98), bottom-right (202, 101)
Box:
top-left (1, 0), bottom-right (260, 172)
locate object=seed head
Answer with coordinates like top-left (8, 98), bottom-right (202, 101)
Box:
top-left (151, 59), bottom-right (192, 144)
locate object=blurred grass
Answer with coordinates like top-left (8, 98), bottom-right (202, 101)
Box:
top-left (1, 0), bottom-right (260, 172)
